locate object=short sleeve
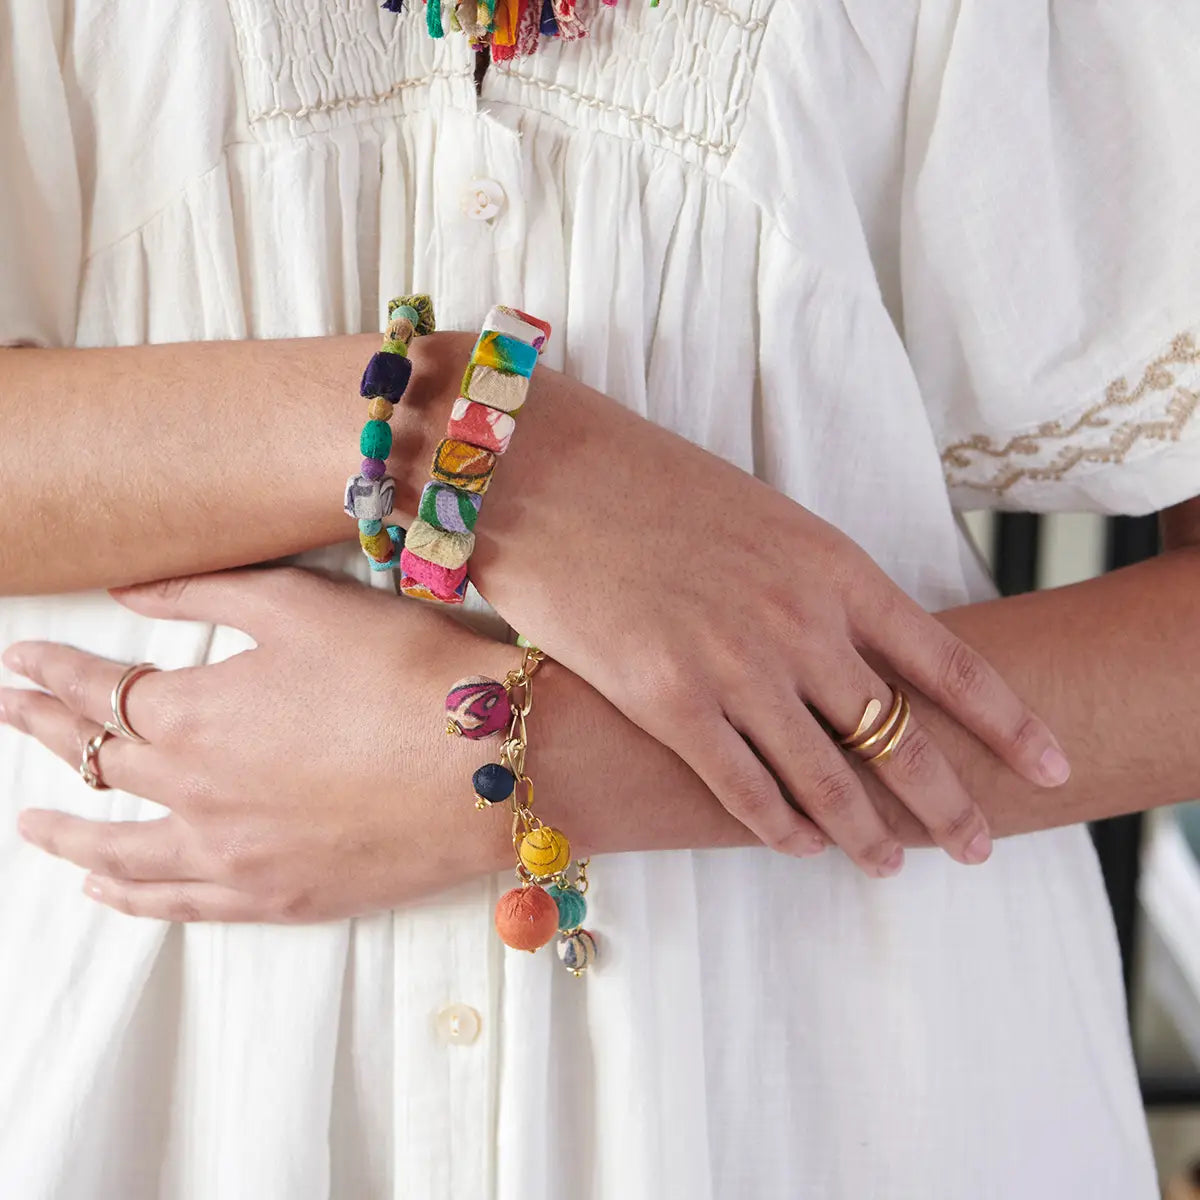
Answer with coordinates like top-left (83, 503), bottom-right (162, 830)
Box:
top-left (0, 0), bottom-right (81, 347)
top-left (901, 2), bottom-right (1200, 515)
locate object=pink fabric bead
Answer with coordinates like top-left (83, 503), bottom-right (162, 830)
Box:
top-left (399, 547), bottom-right (467, 600)
top-left (361, 456), bottom-right (387, 480)
top-left (446, 397), bottom-right (516, 454)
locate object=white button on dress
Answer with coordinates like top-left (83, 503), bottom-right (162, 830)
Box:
top-left (2, 0), bottom-right (1195, 1197)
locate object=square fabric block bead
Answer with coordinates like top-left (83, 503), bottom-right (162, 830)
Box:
top-left (343, 474), bottom-right (396, 520)
top-left (483, 305), bottom-right (551, 352)
top-left (462, 364), bottom-right (529, 415)
top-left (419, 480), bottom-right (482, 533)
top-left (470, 331), bottom-right (538, 378)
top-left (431, 439), bottom-right (496, 494)
top-left (399, 548), bottom-right (468, 603)
top-left (359, 351), bottom-right (413, 400)
top-left (403, 517), bottom-right (475, 569)
top-left (447, 397), bottom-right (516, 454)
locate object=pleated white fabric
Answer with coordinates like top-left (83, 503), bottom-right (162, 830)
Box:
top-left (4, 0), bottom-right (1197, 1195)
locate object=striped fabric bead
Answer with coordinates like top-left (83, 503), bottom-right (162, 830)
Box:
top-left (419, 480), bottom-right (482, 533)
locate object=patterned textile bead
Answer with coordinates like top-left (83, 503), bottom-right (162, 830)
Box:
top-left (445, 676), bottom-right (509, 739)
top-left (403, 517), bottom-right (475, 570)
top-left (546, 882), bottom-right (588, 931)
top-left (359, 528), bottom-right (394, 560)
top-left (360, 419), bottom-right (393, 461)
top-left (431, 438), bottom-right (496, 494)
top-left (494, 886), bottom-right (559, 951)
top-left (518, 826), bottom-right (571, 877)
top-left (483, 304), bottom-right (551, 351)
top-left (359, 351), bottom-right (414, 400)
top-left (446, 397), bottom-right (516, 454)
top-left (418, 480), bottom-right (482, 534)
top-left (385, 316), bottom-right (415, 345)
top-left (343, 474), bottom-right (396, 520)
top-left (401, 574), bottom-right (465, 600)
top-left (470, 331), bottom-right (538, 378)
top-left (367, 397), bottom-right (394, 421)
top-left (461, 363), bottom-right (530, 415)
top-left (400, 545), bottom-right (467, 594)
top-left (367, 526), bottom-right (403, 570)
top-left (361, 456), bottom-right (387, 480)
top-left (472, 762), bottom-right (516, 805)
top-left (557, 929), bottom-right (597, 975)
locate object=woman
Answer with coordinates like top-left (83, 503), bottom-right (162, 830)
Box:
top-left (2, 1), bottom-right (1197, 1196)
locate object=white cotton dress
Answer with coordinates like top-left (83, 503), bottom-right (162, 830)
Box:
top-left (2, 1), bottom-right (1198, 1196)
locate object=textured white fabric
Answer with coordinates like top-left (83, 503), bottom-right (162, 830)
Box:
top-left (2, 0), bottom-right (1193, 1196)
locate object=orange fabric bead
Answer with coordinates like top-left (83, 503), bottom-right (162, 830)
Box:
top-left (367, 397), bottom-right (394, 421)
top-left (494, 886), bottom-right (559, 951)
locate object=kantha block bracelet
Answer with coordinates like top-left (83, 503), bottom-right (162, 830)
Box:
top-left (343, 295), bottom-right (437, 571)
top-left (399, 305), bottom-right (551, 604)
top-left (445, 647), bottom-right (598, 975)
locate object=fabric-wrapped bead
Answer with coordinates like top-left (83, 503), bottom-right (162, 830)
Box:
top-left (546, 882), bottom-right (588, 932)
top-left (343, 474), bottom-right (396, 520)
top-left (557, 929), bottom-right (597, 975)
top-left (472, 762), bottom-right (516, 805)
top-left (360, 419), bottom-right (393, 461)
top-left (367, 526), bottom-right (403, 571)
top-left (518, 826), bottom-right (571, 877)
top-left (461, 363), bottom-right (530, 415)
top-left (445, 676), bottom-right (509, 739)
top-left (399, 547), bottom-right (467, 600)
top-left (399, 574), bottom-right (465, 599)
top-left (418, 480), bottom-right (482, 534)
top-left (483, 305), bottom-right (551, 352)
top-left (403, 516), bottom-right (475, 570)
top-left (495, 886), bottom-right (559, 951)
top-left (367, 397), bottom-right (394, 421)
top-left (470, 331), bottom-right (538, 378)
top-left (360, 351), bottom-right (413, 400)
top-left (359, 527), bottom-right (394, 561)
top-left (387, 294), bottom-right (436, 337)
top-left (361, 456), bottom-right (387, 480)
top-left (431, 438), bottom-right (496, 494)
top-left (446, 397), bottom-right (516, 454)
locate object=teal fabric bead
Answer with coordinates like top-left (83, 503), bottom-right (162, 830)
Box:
top-left (360, 419), bottom-right (393, 461)
top-left (358, 518), bottom-right (383, 535)
top-left (547, 883), bottom-right (588, 932)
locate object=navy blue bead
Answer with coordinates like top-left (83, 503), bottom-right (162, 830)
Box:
top-left (473, 762), bottom-right (516, 805)
top-left (360, 351), bottom-right (413, 400)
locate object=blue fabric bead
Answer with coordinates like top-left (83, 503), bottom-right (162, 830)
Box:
top-left (472, 762), bottom-right (516, 805)
top-left (547, 883), bottom-right (588, 932)
top-left (358, 518), bottom-right (383, 535)
top-left (360, 351), bottom-right (413, 400)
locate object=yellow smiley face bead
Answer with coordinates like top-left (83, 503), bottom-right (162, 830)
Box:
top-left (518, 826), bottom-right (571, 878)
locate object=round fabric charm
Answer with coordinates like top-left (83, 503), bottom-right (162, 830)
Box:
top-left (473, 762), bottom-right (516, 805)
top-left (494, 885), bottom-right (559, 951)
top-left (557, 929), bottom-right (597, 975)
top-left (445, 677), bottom-right (509, 739)
top-left (546, 882), bottom-right (587, 931)
top-left (518, 826), bottom-right (570, 877)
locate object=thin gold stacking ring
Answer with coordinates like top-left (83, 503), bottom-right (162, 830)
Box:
top-left (104, 662), bottom-right (159, 743)
top-left (841, 689), bottom-right (912, 767)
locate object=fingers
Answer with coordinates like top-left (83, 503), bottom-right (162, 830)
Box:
top-left (868, 597), bottom-right (1070, 788)
top-left (1, 643), bottom-right (176, 744)
top-left (18, 809), bottom-right (199, 881)
top-left (82, 876), bottom-right (262, 923)
top-left (817, 662), bottom-right (993, 867)
top-left (739, 697), bottom-right (907, 878)
top-left (676, 717), bottom-right (830, 858)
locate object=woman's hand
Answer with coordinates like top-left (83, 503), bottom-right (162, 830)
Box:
top-left (0, 568), bottom-right (518, 922)
top-left (451, 361), bottom-right (1072, 877)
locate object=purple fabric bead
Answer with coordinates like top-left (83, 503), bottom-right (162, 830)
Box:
top-left (362, 457), bottom-right (387, 480)
top-left (360, 351), bottom-right (413, 400)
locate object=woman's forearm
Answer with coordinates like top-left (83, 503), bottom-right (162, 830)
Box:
top-left (535, 545), bottom-right (1200, 860)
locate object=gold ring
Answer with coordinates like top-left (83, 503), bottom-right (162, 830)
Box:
top-left (842, 690), bottom-right (904, 754)
top-left (863, 694), bottom-right (911, 767)
top-left (104, 662), bottom-right (159, 743)
top-left (80, 729), bottom-right (113, 791)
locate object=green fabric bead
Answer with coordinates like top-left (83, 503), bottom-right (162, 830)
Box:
top-left (380, 338), bottom-right (409, 357)
top-left (360, 420), bottom-right (393, 461)
top-left (547, 883), bottom-right (588, 932)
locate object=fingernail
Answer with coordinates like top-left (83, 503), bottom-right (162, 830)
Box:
top-left (2, 651), bottom-right (24, 677)
top-left (803, 838), bottom-right (828, 857)
top-left (877, 847), bottom-right (905, 878)
top-left (963, 831), bottom-right (992, 865)
top-left (1038, 746), bottom-right (1071, 787)
top-left (83, 875), bottom-right (104, 899)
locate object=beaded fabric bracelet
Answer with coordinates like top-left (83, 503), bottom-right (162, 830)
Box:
top-left (445, 647), bottom-right (598, 975)
top-left (399, 305), bottom-right (551, 604)
top-left (343, 295), bottom-right (436, 571)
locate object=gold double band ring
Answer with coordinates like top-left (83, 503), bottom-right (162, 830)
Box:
top-left (104, 662), bottom-right (159, 743)
top-left (80, 729), bottom-right (114, 790)
top-left (841, 689), bottom-right (912, 767)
